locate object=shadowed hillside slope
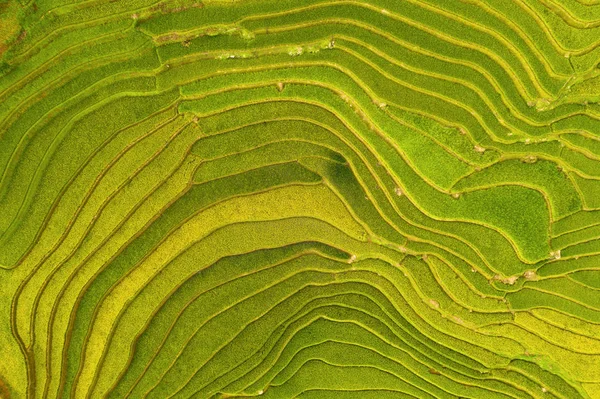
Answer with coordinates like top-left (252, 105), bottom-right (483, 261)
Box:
top-left (1, 0), bottom-right (600, 398)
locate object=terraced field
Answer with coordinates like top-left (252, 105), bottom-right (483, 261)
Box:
top-left (1, 0), bottom-right (600, 397)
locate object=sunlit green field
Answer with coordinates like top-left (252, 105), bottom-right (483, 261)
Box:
top-left (1, 0), bottom-right (600, 398)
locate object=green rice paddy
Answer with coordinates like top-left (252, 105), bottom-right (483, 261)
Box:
top-left (1, 0), bottom-right (600, 397)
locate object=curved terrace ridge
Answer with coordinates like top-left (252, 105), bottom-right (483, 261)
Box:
top-left (1, 0), bottom-right (600, 398)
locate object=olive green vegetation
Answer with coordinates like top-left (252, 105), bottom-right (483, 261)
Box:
top-left (1, 0), bottom-right (600, 398)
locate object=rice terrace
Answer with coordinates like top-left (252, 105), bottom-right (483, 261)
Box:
top-left (2, 0), bottom-right (600, 397)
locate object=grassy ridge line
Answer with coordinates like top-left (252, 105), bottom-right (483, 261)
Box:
top-left (0, 0), bottom-right (596, 398)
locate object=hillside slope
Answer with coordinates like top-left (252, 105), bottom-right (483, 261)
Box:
top-left (1, 0), bottom-right (600, 398)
